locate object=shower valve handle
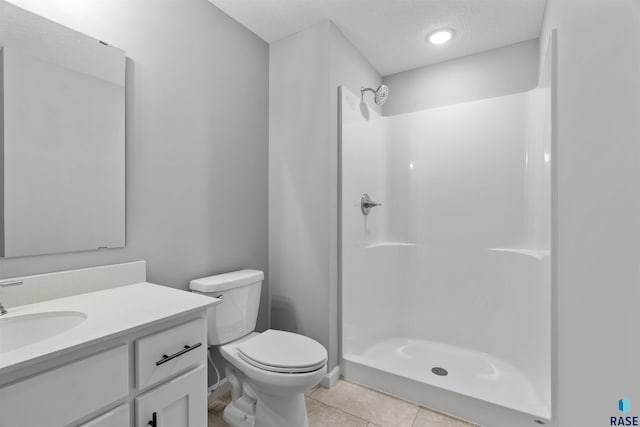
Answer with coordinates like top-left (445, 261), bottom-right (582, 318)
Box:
top-left (363, 201), bottom-right (381, 208)
top-left (361, 193), bottom-right (382, 215)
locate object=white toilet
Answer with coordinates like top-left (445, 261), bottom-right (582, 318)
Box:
top-left (190, 270), bottom-right (327, 427)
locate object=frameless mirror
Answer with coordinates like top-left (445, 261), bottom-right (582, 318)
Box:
top-left (0, 1), bottom-right (125, 257)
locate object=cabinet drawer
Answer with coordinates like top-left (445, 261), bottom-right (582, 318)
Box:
top-left (136, 318), bottom-right (206, 390)
top-left (0, 345), bottom-right (129, 427)
top-left (79, 404), bottom-right (130, 427)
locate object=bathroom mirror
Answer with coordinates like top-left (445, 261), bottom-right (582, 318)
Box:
top-left (0, 1), bottom-right (126, 258)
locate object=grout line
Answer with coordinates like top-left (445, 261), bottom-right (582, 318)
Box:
top-left (337, 379), bottom-right (422, 426)
top-left (334, 381), bottom-right (473, 427)
top-left (342, 379), bottom-right (421, 409)
top-left (410, 406), bottom-right (420, 427)
top-left (306, 394), bottom-right (374, 425)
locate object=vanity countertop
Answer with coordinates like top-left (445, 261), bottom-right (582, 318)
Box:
top-left (0, 282), bottom-right (219, 375)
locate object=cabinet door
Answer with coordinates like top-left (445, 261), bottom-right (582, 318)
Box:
top-left (136, 365), bottom-right (207, 427)
top-left (79, 404), bottom-right (130, 427)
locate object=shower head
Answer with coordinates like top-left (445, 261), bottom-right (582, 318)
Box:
top-left (361, 84), bottom-right (389, 106)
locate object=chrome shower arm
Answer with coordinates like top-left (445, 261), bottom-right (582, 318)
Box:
top-left (360, 87), bottom-right (376, 100)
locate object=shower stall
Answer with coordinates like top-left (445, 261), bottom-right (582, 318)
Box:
top-left (339, 79), bottom-right (552, 426)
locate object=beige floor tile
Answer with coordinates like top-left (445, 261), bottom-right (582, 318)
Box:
top-left (307, 397), bottom-right (369, 427)
top-left (306, 385), bottom-right (320, 396)
top-left (207, 381), bottom-right (473, 427)
top-left (208, 392), bottom-right (231, 411)
top-left (208, 392), bottom-right (369, 427)
top-left (311, 380), bottom-right (419, 427)
top-left (208, 399), bottom-right (227, 415)
top-left (208, 393), bottom-right (231, 427)
top-left (411, 408), bottom-right (477, 427)
top-left (207, 410), bottom-right (230, 427)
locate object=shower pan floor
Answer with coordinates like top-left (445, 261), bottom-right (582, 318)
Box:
top-left (344, 337), bottom-right (549, 420)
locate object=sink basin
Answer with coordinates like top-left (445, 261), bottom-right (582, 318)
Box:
top-left (0, 311), bottom-right (87, 353)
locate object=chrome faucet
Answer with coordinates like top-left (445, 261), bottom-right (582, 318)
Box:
top-left (0, 281), bottom-right (23, 316)
top-left (361, 193), bottom-right (382, 216)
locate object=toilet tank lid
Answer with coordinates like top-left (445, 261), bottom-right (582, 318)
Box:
top-left (189, 269), bottom-right (264, 293)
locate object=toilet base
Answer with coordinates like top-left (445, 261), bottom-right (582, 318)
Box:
top-left (224, 392), bottom-right (309, 427)
top-left (224, 400), bottom-right (255, 427)
top-left (254, 391), bottom-right (308, 427)
top-left (222, 364), bottom-right (311, 427)
top-left (223, 365), bottom-right (257, 427)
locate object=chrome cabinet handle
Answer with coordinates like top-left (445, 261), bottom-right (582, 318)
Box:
top-left (361, 193), bottom-right (382, 216)
top-left (155, 342), bottom-right (202, 366)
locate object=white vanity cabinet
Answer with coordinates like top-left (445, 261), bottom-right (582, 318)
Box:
top-left (0, 267), bottom-right (218, 427)
top-left (0, 314), bottom-right (210, 427)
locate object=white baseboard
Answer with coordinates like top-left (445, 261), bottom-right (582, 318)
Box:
top-left (320, 366), bottom-right (340, 388)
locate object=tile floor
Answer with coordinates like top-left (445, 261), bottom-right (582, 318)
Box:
top-left (208, 379), bottom-right (477, 427)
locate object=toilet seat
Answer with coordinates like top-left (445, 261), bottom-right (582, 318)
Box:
top-left (237, 329), bottom-right (327, 374)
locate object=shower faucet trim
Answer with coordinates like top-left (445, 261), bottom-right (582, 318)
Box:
top-left (361, 193), bottom-right (382, 216)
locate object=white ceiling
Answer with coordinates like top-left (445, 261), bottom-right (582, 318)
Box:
top-left (208, 0), bottom-right (547, 76)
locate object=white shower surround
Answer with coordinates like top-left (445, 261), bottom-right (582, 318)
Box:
top-left (340, 86), bottom-right (551, 426)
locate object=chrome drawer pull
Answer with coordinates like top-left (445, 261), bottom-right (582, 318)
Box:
top-left (155, 342), bottom-right (202, 366)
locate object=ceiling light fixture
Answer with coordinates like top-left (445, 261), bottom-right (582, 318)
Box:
top-left (427, 28), bottom-right (455, 45)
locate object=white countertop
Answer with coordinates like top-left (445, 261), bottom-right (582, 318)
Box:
top-left (0, 282), bottom-right (219, 375)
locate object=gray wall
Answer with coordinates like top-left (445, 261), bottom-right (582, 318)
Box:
top-left (540, 1), bottom-right (640, 425)
top-left (329, 23), bottom-right (382, 371)
top-left (269, 21), bottom-right (332, 370)
top-left (382, 39), bottom-right (540, 115)
top-left (269, 20), bottom-right (380, 373)
top-left (0, 0), bottom-right (269, 331)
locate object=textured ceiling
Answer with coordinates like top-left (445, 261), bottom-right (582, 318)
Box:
top-left (208, 0), bottom-right (547, 76)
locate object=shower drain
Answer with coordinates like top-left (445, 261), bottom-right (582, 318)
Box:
top-left (431, 367), bottom-right (448, 376)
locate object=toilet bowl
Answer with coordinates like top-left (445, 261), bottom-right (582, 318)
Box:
top-left (221, 330), bottom-right (327, 427)
top-left (190, 270), bottom-right (327, 427)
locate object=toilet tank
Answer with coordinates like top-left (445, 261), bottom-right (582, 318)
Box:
top-left (190, 269), bottom-right (263, 345)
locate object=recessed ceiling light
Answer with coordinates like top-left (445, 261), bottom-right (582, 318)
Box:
top-left (427, 29), bottom-right (455, 45)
